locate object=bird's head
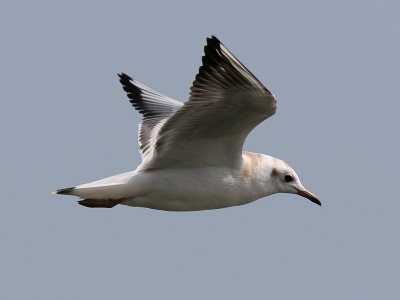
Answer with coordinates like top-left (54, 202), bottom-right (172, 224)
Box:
top-left (271, 159), bottom-right (321, 206)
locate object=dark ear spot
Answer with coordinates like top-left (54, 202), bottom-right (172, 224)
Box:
top-left (270, 168), bottom-right (278, 177)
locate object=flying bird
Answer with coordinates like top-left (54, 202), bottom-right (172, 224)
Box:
top-left (54, 36), bottom-right (320, 211)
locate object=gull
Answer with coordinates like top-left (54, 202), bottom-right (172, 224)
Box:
top-left (53, 36), bottom-right (320, 211)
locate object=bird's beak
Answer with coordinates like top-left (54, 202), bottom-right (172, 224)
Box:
top-left (296, 188), bottom-right (321, 206)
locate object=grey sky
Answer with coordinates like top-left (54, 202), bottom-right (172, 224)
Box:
top-left (1, 0), bottom-right (399, 299)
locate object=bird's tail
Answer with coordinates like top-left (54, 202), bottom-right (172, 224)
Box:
top-left (53, 186), bottom-right (124, 208)
top-left (53, 187), bottom-right (76, 195)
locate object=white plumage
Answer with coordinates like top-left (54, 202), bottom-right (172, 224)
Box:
top-left (54, 36), bottom-right (320, 210)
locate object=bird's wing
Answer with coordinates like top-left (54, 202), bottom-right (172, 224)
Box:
top-left (118, 73), bottom-right (183, 165)
top-left (141, 36), bottom-right (277, 170)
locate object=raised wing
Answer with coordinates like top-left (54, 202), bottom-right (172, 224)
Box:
top-left (142, 36), bottom-right (277, 170)
top-left (118, 73), bottom-right (182, 165)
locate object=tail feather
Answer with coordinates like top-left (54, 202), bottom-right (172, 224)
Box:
top-left (53, 187), bottom-right (76, 195)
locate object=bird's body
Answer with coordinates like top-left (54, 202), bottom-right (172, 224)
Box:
top-left (54, 36), bottom-right (320, 210)
top-left (62, 152), bottom-right (278, 211)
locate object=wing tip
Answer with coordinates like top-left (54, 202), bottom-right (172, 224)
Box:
top-left (205, 35), bottom-right (222, 53)
top-left (207, 35), bottom-right (221, 43)
top-left (118, 72), bottom-right (133, 84)
top-left (118, 72), bottom-right (141, 102)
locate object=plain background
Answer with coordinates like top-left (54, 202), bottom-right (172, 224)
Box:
top-left (1, 1), bottom-right (399, 299)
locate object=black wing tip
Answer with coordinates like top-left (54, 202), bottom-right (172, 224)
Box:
top-left (117, 72), bottom-right (159, 117)
top-left (199, 36), bottom-right (225, 73)
top-left (118, 72), bottom-right (133, 84)
top-left (205, 35), bottom-right (223, 53)
top-left (207, 35), bottom-right (221, 44)
top-left (53, 187), bottom-right (75, 195)
top-left (117, 72), bottom-right (141, 99)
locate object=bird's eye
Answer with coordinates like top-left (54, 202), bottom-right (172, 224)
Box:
top-left (284, 175), bottom-right (293, 182)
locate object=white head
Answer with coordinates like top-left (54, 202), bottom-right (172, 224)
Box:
top-left (271, 158), bottom-right (320, 206)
